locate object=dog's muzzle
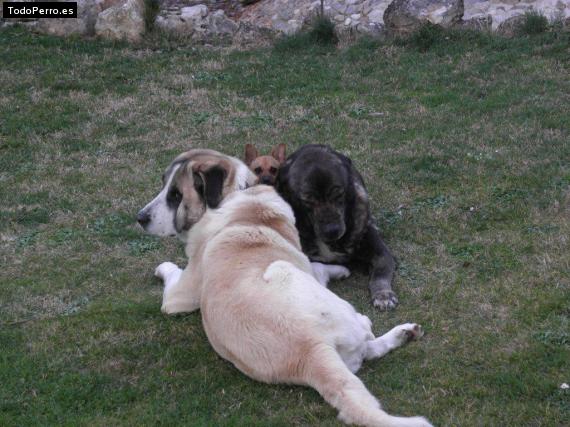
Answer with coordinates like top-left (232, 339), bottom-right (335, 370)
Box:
top-left (136, 209), bottom-right (151, 229)
top-left (259, 175), bottom-right (275, 185)
top-left (320, 222), bottom-right (344, 242)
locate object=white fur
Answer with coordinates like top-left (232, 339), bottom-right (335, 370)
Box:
top-left (153, 187), bottom-right (431, 427)
top-left (138, 164), bottom-right (181, 237)
top-left (311, 262), bottom-right (350, 287)
top-left (234, 159), bottom-right (256, 190)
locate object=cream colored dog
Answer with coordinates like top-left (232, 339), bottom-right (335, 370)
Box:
top-left (146, 168), bottom-right (432, 426)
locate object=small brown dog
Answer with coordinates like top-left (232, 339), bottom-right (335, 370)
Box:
top-left (244, 143), bottom-right (287, 186)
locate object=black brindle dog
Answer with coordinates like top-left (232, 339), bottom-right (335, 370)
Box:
top-left (277, 144), bottom-right (397, 310)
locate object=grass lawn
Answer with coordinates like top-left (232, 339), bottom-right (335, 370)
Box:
top-left (0, 26), bottom-right (568, 426)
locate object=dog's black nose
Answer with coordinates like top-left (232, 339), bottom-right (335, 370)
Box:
top-left (322, 223), bottom-right (342, 241)
top-left (137, 210), bottom-right (151, 228)
top-left (260, 176), bottom-right (274, 185)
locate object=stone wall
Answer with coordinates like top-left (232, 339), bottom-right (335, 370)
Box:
top-left (465, 0), bottom-right (569, 30)
top-left (239, 0), bottom-right (569, 34)
top-left (1, 0), bottom-right (569, 40)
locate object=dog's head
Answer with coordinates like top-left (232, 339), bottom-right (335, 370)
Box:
top-left (244, 143), bottom-right (286, 186)
top-left (137, 149), bottom-right (255, 241)
top-left (278, 145), bottom-right (354, 243)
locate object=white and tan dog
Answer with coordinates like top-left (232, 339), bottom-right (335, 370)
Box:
top-left (139, 150), bottom-right (432, 427)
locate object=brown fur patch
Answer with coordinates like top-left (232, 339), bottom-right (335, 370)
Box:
top-left (244, 144), bottom-right (287, 186)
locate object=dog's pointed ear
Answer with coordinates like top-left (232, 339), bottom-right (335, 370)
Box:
top-left (271, 143), bottom-right (287, 164)
top-left (203, 165), bottom-right (227, 209)
top-left (244, 144), bottom-right (258, 166)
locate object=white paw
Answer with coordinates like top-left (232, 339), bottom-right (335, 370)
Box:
top-left (396, 323), bottom-right (424, 343)
top-left (327, 265), bottom-right (351, 280)
top-left (154, 262), bottom-right (180, 282)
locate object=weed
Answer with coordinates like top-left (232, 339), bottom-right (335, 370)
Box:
top-left (308, 14), bottom-right (339, 46)
top-left (143, 0), bottom-right (161, 33)
top-left (274, 14), bottom-right (338, 52)
top-left (518, 10), bottom-right (549, 36)
top-left (406, 22), bottom-right (447, 52)
top-left (127, 237), bottom-right (161, 255)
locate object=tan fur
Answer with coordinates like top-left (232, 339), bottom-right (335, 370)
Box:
top-left (244, 143), bottom-right (287, 186)
top-left (154, 184), bottom-right (431, 427)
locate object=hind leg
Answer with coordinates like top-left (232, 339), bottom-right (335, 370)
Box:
top-left (365, 323), bottom-right (423, 360)
top-left (311, 262), bottom-right (350, 287)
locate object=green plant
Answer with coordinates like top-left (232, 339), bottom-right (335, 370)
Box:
top-left (407, 22), bottom-right (447, 52)
top-left (274, 14), bottom-right (338, 52)
top-left (308, 14), bottom-right (338, 45)
top-left (518, 9), bottom-right (549, 35)
top-left (143, 0), bottom-right (160, 33)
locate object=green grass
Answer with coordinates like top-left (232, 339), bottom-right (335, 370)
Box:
top-left (518, 10), bottom-right (550, 36)
top-left (1, 26), bottom-right (569, 426)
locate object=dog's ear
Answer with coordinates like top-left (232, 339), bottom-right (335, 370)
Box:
top-left (194, 165), bottom-right (228, 208)
top-left (244, 144), bottom-right (259, 166)
top-left (271, 143), bottom-right (287, 164)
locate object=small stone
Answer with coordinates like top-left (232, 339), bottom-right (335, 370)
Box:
top-left (346, 5), bottom-right (359, 14)
top-left (368, 9), bottom-right (385, 23)
top-left (181, 4), bottom-right (208, 19)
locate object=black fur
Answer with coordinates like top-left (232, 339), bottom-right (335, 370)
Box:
top-left (201, 165), bottom-right (227, 209)
top-left (277, 144), bottom-right (398, 310)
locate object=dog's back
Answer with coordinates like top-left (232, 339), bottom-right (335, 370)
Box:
top-left (184, 186), bottom-right (430, 427)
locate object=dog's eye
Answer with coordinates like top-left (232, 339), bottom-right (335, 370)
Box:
top-left (254, 167), bottom-right (262, 175)
top-left (269, 167), bottom-right (277, 174)
top-left (167, 187), bottom-right (183, 206)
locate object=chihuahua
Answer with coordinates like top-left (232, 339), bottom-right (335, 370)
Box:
top-left (244, 143), bottom-right (286, 186)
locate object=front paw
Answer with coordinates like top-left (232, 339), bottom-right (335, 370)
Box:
top-left (327, 265), bottom-right (351, 280)
top-left (387, 323), bottom-right (424, 349)
top-left (399, 323), bottom-right (424, 342)
top-left (372, 290), bottom-right (399, 310)
top-left (154, 262), bottom-right (180, 282)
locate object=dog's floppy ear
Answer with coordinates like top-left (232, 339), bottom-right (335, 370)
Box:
top-left (244, 144), bottom-right (258, 166)
top-left (271, 143), bottom-right (287, 164)
top-left (194, 165), bottom-right (228, 208)
top-left (200, 165), bottom-right (227, 209)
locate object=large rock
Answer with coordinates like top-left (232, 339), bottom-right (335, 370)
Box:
top-left (495, 13), bottom-right (527, 36)
top-left (95, 0), bottom-right (145, 42)
top-left (207, 10), bottom-right (239, 35)
top-left (34, 0), bottom-right (102, 36)
top-left (384, 0), bottom-right (464, 35)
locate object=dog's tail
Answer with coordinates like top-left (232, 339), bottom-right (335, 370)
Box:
top-left (303, 344), bottom-right (432, 427)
